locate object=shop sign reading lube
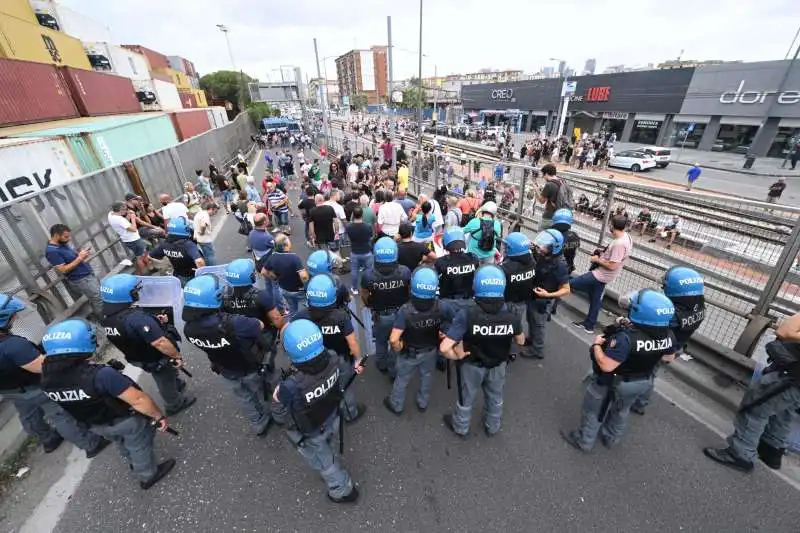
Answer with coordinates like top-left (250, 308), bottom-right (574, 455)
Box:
top-left (490, 88), bottom-right (515, 102)
top-left (720, 80), bottom-right (800, 105)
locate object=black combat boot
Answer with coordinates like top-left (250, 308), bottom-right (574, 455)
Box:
top-left (757, 440), bottom-right (785, 470)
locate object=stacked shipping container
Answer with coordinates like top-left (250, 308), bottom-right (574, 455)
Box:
top-left (59, 67), bottom-right (141, 116)
top-left (0, 57), bottom-right (79, 126)
top-left (169, 109), bottom-right (211, 141)
top-left (0, 11), bottom-right (91, 69)
top-left (29, 0), bottom-right (113, 43)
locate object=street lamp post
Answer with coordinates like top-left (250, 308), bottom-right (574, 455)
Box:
top-left (549, 57), bottom-right (571, 139)
top-left (216, 24), bottom-right (244, 112)
top-left (416, 0), bottom-right (423, 152)
top-left (313, 38), bottom-right (330, 150)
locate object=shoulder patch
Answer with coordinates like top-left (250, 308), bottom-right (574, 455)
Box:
top-left (608, 338), bottom-right (617, 349)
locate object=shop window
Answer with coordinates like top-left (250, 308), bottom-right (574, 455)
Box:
top-left (767, 127), bottom-right (800, 158)
top-left (714, 124), bottom-right (759, 154)
top-left (629, 120), bottom-right (662, 145)
top-left (520, 115), bottom-right (528, 132)
top-left (599, 119), bottom-right (626, 139)
top-left (669, 122), bottom-right (705, 149)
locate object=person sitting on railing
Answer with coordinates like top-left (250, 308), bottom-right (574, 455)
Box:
top-left (588, 195), bottom-right (606, 220)
top-left (649, 215), bottom-right (682, 250)
top-left (630, 207), bottom-right (656, 236)
top-left (576, 193), bottom-right (590, 214)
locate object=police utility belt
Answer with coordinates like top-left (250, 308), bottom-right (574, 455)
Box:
top-left (372, 307), bottom-right (398, 316)
top-left (401, 346), bottom-right (436, 359)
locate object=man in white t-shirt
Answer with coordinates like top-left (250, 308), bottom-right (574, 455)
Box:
top-left (377, 190), bottom-right (407, 237)
top-left (347, 162), bottom-right (359, 183)
top-left (159, 194), bottom-right (189, 224)
top-left (108, 201), bottom-right (149, 274)
top-left (193, 201), bottom-right (216, 265)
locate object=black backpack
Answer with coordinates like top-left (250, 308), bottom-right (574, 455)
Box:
top-left (552, 178), bottom-right (574, 210)
top-left (473, 218), bottom-right (495, 252)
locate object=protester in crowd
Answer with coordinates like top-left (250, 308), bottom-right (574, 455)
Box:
top-left (193, 199), bottom-right (216, 266)
top-left (159, 194), bottom-right (189, 226)
top-left (45, 224), bottom-right (104, 319)
top-left (377, 190), bottom-right (407, 239)
top-left (308, 194), bottom-right (337, 250)
top-left (649, 215), bottom-right (683, 250)
top-left (124, 194), bottom-right (165, 242)
top-left (766, 178), bottom-right (787, 204)
top-left (345, 207), bottom-right (374, 294)
top-left (108, 202), bottom-right (150, 275)
top-left (686, 163), bottom-right (702, 191)
top-left (630, 207), bottom-right (656, 236)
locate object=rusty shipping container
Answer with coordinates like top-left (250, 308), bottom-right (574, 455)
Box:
top-left (0, 57), bottom-right (79, 127)
top-left (178, 91), bottom-right (197, 109)
top-left (121, 44), bottom-right (169, 71)
top-left (169, 109), bottom-right (210, 141)
top-left (59, 66), bottom-right (140, 117)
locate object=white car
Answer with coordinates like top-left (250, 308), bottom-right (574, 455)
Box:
top-left (608, 150), bottom-right (657, 172)
top-left (634, 146), bottom-right (672, 168)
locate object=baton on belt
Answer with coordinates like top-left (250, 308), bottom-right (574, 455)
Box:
top-left (339, 355), bottom-right (369, 455)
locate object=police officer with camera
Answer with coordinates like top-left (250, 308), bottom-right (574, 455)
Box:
top-left (561, 290), bottom-right (676, 451)
top-left (440, 265), bottom-right (524, 437)
top-left (273, 319), bottom-right (359, 503)
top-left (0, 295), bottom-right (109, 457)
top-left (499, 232), bottom-right (536, 359)
top-left (149, 217), bottom-right (205, 286)
top-left (40, 319), bottom-right (175, 489)
top-left (296, 274), bottom-right (366, 423)
top-left (704, 312), bottom-right (800, 472)
top-left (527, 230), bottom-right (571, 359)
top-left (632, 266), bottom-right (705, 415)
top-left (306, 250), bottom-right (349, 308)
top-left (385, 267), bottom-right (454, 415)
top-left (183, 275), bottom-right (274, 436)
top-left (360, 237), bottom-right (411, 379)
top-left (101, 274), bottom-right (196, 416)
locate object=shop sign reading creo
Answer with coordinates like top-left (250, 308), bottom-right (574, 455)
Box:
top-left (720, 80), bottom-right (800, 105)
top-left (490, 88), bottom-right (515, 101)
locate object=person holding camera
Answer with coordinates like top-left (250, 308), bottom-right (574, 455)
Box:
top-left (704, 312), bottom-right (800, 472)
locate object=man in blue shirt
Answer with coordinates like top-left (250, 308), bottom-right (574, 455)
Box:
top-left (45, 224), bottom-right (104, 319)
top-left (394, 189), bottom-right (416, 216)
top-left (686, 163), bottom-right (701, 191)
top-left (263, 235), bottom-right (309, 320)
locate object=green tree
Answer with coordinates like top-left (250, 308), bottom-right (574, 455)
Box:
top-left (350, 93), bottom-right (369, 110)
top-left (199, 70), bottom-right (257, 108)
top-left (402, 86), bottom-right (426, 110)
top-left (245, 102), bottom-right (280, 128)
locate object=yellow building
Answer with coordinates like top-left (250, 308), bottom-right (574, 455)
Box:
top-left (193, 88), bottom-right (207, 107)
top-left (153, 67), bottom-right (191, 90)
top-left (0, 12), bottom-right (91, 69)
top-left (1, 0), bottom-right (37, 24)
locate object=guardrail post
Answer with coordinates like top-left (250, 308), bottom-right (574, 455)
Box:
top-left (517, 170), bottom-right (527, 217)
top-left (596, 182), bottom-right (617, 247)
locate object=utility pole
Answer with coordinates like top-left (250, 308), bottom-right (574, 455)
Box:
top-left (313, 38), bottom-right (330, 150)
top-left (216, 24), bottom-right (244, 112)
top-left (387, 16), bottom-right (396, 171)
top-left (416, 0), bottom-right (423, 153)
top-left (432, 64), bottom-right (438, 124)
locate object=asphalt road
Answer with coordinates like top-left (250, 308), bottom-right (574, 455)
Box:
top-left (7, 152), bottom-right (800, 533)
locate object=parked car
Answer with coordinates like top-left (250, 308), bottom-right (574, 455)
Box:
top-left (608, 150), bottom-right (657, 172)
top-left (484, 126), bottom-right (504, 139)
top-left (634, 146), bottom-right (672, 168)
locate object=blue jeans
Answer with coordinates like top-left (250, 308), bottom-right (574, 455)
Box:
top-left (526, 300), bottom-right (551, 358)
top-left (199, 242), bottom-right (216, 266)
top-left (350, 252), bottom-right (373, 289)
top-left (452, 361), bottom-right (507, 435)
top-left (281, 289), bottom-right (307, 321)
top-left (574, 375), bottom-right (652, 450)
top-left (90, 415), bottom-right (157, 482)
top-left (220, 372), bottom-right (272, 434)
top-left (128, 360), bottom-right (188, 413)
top-left (2, 387), bottom-right (102, 450)
top-left (389, 347), bottom-right (437, 411)
top-left (285, 414), bottom-right (354, 499)
top-left (569, 272), bottom-right (606, 330)
top-left (372, 311), bottom-right (397, 377)
top-left (274, 211), bottom-right (289, 226)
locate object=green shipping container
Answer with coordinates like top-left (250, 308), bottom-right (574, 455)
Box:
top-left (12, 114), bottom-right (179, 172)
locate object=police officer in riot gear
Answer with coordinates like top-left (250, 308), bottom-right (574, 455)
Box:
top-left (149, 217), bottom-right (205, 286)
top-left (223, 259), bottom-right (285, 373)
top-left (500, 232), bottom-right (537, 358)
top-left (551, 208), bottom-right (581, 275)
top-left (440, 265), bottom-right (525, 437)
top-left (101, 274), bottom-right (197, 416)
top-left (385, 267), bottom-right (454, 415)
top-left (40, 319), bottom-right (175, 489)
top-left (273, 319), bottom-right (359, 503)
top-left (360, 237), bottom-right (411, 378)
top-left (296, 274), bottom-right (366, 422)
top-left (703, 312), bottom-right (800, 472)
top-left (306, 250), bottom-right (349, 308)
top-left (0, 295), bottom-right (109, 457)
top-left (632, 266), bottom-right (705, 415)
top-left (527, 230), bottom-right (571, 358)
top-left (183, 275), bottom-right (274, 436)
top-left (561, 289), bottom-right (677, 451)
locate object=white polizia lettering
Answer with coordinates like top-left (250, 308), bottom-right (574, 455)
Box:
top-left (305, 368), bottom-right (340, 403)
top-left (164, 250), bottom-right (185, 259)
top-left (655, 306), bottom-right (674, 316)
top-left (480, 278), bottom-right (504, 286)
top-left (189, 337), bottom-right (231, 349)
top-left (297, 332), bottom-right (323, 351)
top-left (681, 310), bottom-right (705, 328)
top-left (678, 277), bottom-right (703, 286)
top-left (635, 338), bottom-right (673, 351)
top-left (471, 324), bottom-right (514, 336)
top-left (184, 286), bottom-right (203, 296)
top-left (104, 327), bottom-right (121, 336)
top-left (46, 389), bottom-right (91, 402)
top-left (42, 331), bottom-right (72, 342)
top-left (376, 280), bottom-right (405, 290)
top-left (321, 325), bottom-right (342, 334)
top-left (100, 286), bottom-right (114, 294)
top-left (446, 264), bottom-right (476, 276)
top-left (510, 270), bottom-right (534, 283)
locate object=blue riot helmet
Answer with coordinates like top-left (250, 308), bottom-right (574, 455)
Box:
top-left (473, 265), bottom-right (506, 298)
top-left (552, 208), bottom-right (574, 227)
top-left (443, 227), bottom-right (466, 248)
top-left (0, 294), bottom-right (25, 329)
top-left (226, 259), bottom-right (256, 287)
top-left (282, 319), bottom-right (325, 364)
top-left (307, 250), bottom-right (337, 276)
top-left (41, 319), bottom-right (97, 356)
top-left (662, 266), bottom-right (704, 298)
top-left (411, 267), bottom-right (438, 299)
top-left (167, 216), bottom-right (193, 237)
top-left (183, 274), bottom-right (225, 309)
top-left (306, 274), bottom-right (337, 308)
top-left (533, 229), bottom-right (564, 255)
top-left (374, 237), bottom-right (398, 264)
top-left (100, 274), bottom-right (141, 304)
top-left (626, 289), bottom-right (675, 327)
top-left (503, 232), bottom-right (531, 257)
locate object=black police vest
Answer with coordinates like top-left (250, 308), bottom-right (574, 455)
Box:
top-left (0, 335), bottom-right (41, 391)
top-left (368, 267), bottom-right (409, 311)
top-left (161, 237), bottom-right (195, 277)
top-left (611, 329), bottom-right (675, 379)
top-left (534, 255), bottom-right (568, 294)
top-left (184, 313), bottom-right (257, 374)
top-left (287, 356), bottom-right (342, 434)
top-left (223, 287), bottom-right (262, 320)
top-left (672, 300), bottom-right (705, 346)
top-left (437, 253), bottom-right (478, 298)
top-left (462, 306), bottom-right (516, 368)
top-left (315, 309), bottom-right (351, 356)
top-left (102, 309), bottom-right (164, 365)
top-left (401, 301), bottom-right (444, 350)
top-left (40, 361), bottom-right (132, 426)
top-left (563, 231), bottom-right (580, 270)
top-left (502, 258), bottom-right (536, 303)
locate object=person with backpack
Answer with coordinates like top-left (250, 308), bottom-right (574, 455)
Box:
top-left (463, 201), bottom-right (502, 266)
top-left (537, 163), bottom-right (573, 230)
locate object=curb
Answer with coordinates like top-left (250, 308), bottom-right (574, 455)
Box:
top-left (667, 159), bottom-right (800, 178)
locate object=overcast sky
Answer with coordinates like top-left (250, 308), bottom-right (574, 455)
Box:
top-left (61, 0), bottom-right (798, 83)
